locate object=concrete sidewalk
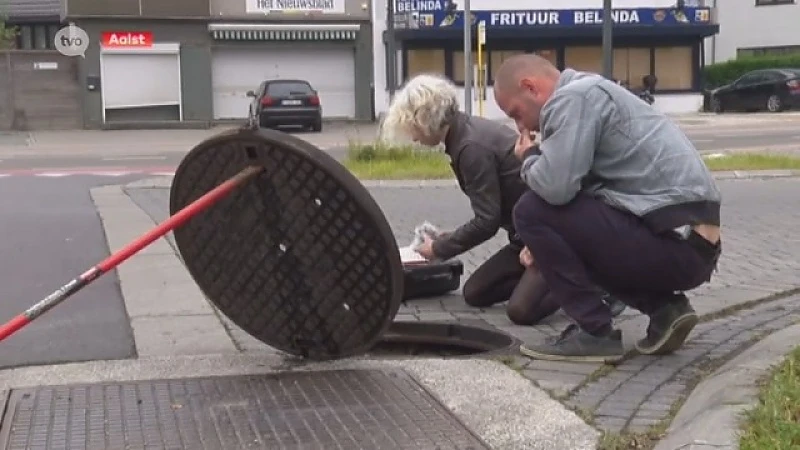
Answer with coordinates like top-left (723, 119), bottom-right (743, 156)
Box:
top-left (120, 174), bottom-right (800, 447)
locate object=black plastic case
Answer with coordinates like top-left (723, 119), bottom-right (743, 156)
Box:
top-left (402, 259), bottom-right (464, 300)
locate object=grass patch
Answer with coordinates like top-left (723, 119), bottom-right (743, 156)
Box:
top-left (703, 152), bottom-right (800, 172)
top-left (342, 141), bottom-right (453, 180)
top-left (343, 143), bottom-right (800, 180)
top-left (739, 346), bottom-right (800, 450)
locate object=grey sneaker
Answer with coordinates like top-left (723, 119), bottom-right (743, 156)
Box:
top-left (520, 324), bottom-right (624, 363)
top-left (635, 295), bottom-right (698, 355)
top-left (604, 294), bottom-right (627, 317)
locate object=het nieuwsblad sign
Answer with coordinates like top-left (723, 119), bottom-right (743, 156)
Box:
top-left (246, 0), bottom-right (345, 14)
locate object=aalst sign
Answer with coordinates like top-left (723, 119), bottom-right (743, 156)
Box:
top-left (100, 31), bottom-right (154, 47)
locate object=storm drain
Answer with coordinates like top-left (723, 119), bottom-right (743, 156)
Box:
top-left (0, 370), bottom-right (489, 450)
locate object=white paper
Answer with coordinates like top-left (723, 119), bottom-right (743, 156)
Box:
top-left (399, 245), bottom-right (427, 264)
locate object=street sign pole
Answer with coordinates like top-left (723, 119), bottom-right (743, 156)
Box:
top-left (463, 0), bottom-right (472, 115)
top-left (387, 0), bottom-right (397, 99)
top-left (602, 0), bottom-right (613, 79)
top-left (477, 20), bottom-right (485, 116)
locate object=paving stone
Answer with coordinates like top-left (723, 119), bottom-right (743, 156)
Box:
top-left (416, 312), bottom-right (456, 321)
top-left (394, 314), bottom-right (420, 321)
top-left (593, 416), bottom-right (628, 433)
top-left (628, 417), bottom-right (663, 432)
top-left (523, 370), bottom-right (587, 397)
top-left (526, 360), bottom-right (603, 375)
top-left (595, 401), bottom-right (640, 419)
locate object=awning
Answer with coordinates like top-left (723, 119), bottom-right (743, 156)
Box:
top-left (209, 23), bottom-right (360, 41)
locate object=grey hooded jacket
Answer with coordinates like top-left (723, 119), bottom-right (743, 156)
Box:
top-left (520, 69), bottom-right (721, 233)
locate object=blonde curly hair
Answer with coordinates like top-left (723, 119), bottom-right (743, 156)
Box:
top-left (380, 73), bottom-right (460, 143)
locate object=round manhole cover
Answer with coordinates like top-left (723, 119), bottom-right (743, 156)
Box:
top-left (169, 127), bottom-right (405, 360)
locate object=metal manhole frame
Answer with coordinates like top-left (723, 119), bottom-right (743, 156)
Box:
top-left (375, 321), bottom-right (520, 358)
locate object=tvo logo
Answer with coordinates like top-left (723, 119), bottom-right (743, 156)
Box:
top-left (54, 24), bottom-right (89, 58)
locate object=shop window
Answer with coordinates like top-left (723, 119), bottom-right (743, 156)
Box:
top-left (487, 49), bottom-right (557, 84)
top-left (738, 45), bottom-right (800, 58)
top-left (755, 0), bottom-right (794, 5)
top-left (489, 50), bottom-right (524, 84)
top-left (654, 46), bottom-right (693, 90)
top-left (564, 46), bottom-right (602, 74)
top-left (613, 48), bottom-right (651, 89)
top-left (405, 49), bottom-right (446, 80)
top-left (33, 25), bottom-right (48, 50)
top-left (451, 50), bottom-right (477, 84)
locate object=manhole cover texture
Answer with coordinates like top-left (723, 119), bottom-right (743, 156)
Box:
top-left (0, 370), bottom-right (489, 450)
top-left (169, 128), bottom-right (404, 360)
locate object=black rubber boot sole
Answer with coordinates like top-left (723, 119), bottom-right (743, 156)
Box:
top-left (635, 312), bottom-right (698, 355)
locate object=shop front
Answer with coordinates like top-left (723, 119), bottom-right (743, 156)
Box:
top-left (208, 22), bottom-right (373, 121)
top-left (378, 3), bottom-right (719, 117)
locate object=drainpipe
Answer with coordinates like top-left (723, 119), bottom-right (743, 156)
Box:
top-left (710, 0), bottom-right (717, 63)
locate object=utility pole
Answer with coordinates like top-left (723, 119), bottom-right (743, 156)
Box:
top-left (602, 0), bottom-right (613, 79)
top-left (386, 0), bottom-right (397, 99)
top-left (463, 0), bottom-right (472, 115)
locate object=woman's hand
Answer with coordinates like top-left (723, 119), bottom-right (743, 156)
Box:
top-left (519, 246), bottom-right (535, 267)
top-left (416, 234), bottom-right (437, 260)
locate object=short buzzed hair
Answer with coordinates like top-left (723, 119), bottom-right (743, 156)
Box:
top-left (494, 53), bottom-right (559, 93)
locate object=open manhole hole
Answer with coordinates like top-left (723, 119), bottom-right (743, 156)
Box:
top-left (366, 321), bottom-right (517, 358)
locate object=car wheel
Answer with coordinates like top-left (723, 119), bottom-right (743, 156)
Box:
top-left (711, 96), bottom-right (724, 113)
top-left (766, 94), bottom-right (783, 113)
top-left (311, 119), bottom-right (322, 132)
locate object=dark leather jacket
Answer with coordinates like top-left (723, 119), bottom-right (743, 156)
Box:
top-left (431, 112), bottom-right (529, 260)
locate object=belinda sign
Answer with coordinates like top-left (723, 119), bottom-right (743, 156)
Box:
top-left (101, 31), bottom-right (153, 47)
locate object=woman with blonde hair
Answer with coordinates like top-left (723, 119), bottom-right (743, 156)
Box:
top-left (381, 73), bottom-right (625, 324)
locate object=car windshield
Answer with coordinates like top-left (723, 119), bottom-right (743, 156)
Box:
top-left (267, 82), bottom-right (313, 96)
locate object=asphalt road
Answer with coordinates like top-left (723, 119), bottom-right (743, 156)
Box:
top-left (0, 174), bottom-right (143, 369)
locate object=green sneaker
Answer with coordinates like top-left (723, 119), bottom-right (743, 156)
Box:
top-left (635, 295), bottom-right (698, 355)
top-left (520, 324), bottom-right (624, 364)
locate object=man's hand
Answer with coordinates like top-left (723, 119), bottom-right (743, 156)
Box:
top-left (519, 246), bottom-right (535, 267)
top-left (515, 130), bottom-right (534, 160)
top-left (416, 234), bottom-right (437, 260)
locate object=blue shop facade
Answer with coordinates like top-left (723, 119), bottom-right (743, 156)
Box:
top-left (375, 1), bottom-right (720, 117)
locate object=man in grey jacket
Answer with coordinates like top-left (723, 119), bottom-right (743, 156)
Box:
top-left (493, 54), bottom-right (722, 363)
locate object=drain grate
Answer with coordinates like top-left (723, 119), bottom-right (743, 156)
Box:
top-left (0, 370), bottom-right (489, 450)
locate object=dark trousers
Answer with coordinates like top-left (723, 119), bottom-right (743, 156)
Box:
top-left (512, 191), bottom-right (719, 333)
top-left (462, 243), bottom-right (560, 325)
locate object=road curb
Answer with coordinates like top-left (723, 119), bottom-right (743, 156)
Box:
top-left (654, 317), bottom-right (800, 450)
top-left (124, 169), bottom-right (800, 191)
top-left (89, 184), bottom-right (238, 357)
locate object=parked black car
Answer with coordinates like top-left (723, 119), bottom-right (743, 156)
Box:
top-left (709, 68), bottom-right (800, 113)
top-left (247, 79), bottom-right (323, 132)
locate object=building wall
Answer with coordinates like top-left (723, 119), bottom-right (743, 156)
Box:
top-left (704, 0), bottom-right (800, 64)
top-left (66, 0), bottom-right (210, 18)
top-left (3, 0), bottom-right (61, 18)
top-left (73, 20), bottom-right (213, 128)
top-left (211, 0), bottom-right (371, 19)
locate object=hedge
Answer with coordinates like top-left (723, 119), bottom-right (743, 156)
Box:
top-left (702, 54), bottom-right (800, 89)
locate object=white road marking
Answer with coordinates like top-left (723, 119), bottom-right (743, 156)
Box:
top-left (101, 156), bottom-right (168, 161)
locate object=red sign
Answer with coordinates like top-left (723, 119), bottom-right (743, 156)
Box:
top-left (101, 31), bottom-right (153, 47)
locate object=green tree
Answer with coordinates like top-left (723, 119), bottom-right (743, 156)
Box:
top-left (0, 17), bottom-right (18, 49)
